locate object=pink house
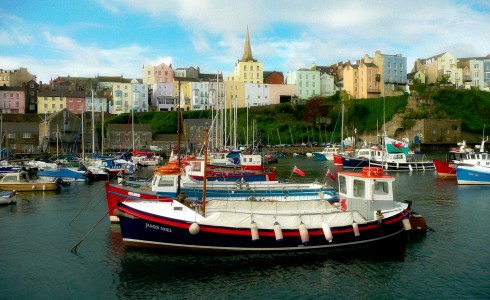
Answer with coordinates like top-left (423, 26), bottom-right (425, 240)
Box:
top-left (0, 86), bottom-right (26, 114)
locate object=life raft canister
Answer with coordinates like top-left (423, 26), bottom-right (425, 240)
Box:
top-left (362, 166), bottom-right (383, 176)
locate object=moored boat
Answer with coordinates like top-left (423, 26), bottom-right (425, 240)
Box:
top-left (456, 165), bottom-right (490, 185)
top-left (113, 166), bottom-right (426, 252)
top-left (433, 159), bottom-right (457, 177)
top-left (0, 190), bottom-right (16, 206)
top-left (311, 146), bottom-right (340, 161)
top-left (105, 160), bottom-right (338, 223)
top-left (0, 171), bottom-right (70, 191)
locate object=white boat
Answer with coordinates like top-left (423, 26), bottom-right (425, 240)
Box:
top-left (0, 190), bottom-right (16, 206)
top-left (113, 166), bottom-right (427, 252)
top-left (456, 164), bottom-right (490, 185)
top-left (105, 159), bottom-right (338, 223)
top-left (312, 146), bottom-right (340, 161)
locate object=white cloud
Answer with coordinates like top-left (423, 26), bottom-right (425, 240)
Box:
top-left (2, 0), bottom-right (490, 83)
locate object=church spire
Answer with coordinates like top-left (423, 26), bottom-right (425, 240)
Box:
top-left (241, 26), bottom-right (256, 62)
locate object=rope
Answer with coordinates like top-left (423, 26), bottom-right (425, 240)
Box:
top-left (70, 207), bottom-right (112, 253)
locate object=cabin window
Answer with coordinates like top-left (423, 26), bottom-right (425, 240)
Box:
top-left (192, 162), bottom-right (201, 172)
top-left (339, 176), bottom-right (347, 194)
top-left (157, 177), bottom-right (174, 187)
top-left (353, 179), bottom-right (365, 198)
top-left (374, 181), bottom-right (389, 195)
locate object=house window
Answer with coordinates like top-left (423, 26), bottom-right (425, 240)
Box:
top-left (8, 133), bottom-right (15, 139)
top-left (23, 133), bottom-right (31, 139)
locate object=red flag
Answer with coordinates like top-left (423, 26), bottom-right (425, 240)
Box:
top-left (293, 166), bottom-right (306, 177)
top-left (327, 169), bottom-right (336, 181)
top-left (392, 141), bottom-right (404, 149)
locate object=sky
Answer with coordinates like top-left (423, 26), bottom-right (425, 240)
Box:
top-left (1, 0), bottom-right (490, 84)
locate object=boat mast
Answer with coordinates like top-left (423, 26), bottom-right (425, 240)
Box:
top-left (341, 102), bottom-right (344, 150)
top-left (81, 109), bottom-right (85, 162)
top-left (202, 128), bottom-right (208, 216)
top-left (101, 103), bottom-right (105, 155)
top-left (91, 90), bottom-right (95, 155)
top-left (131, 90), bottom-right (135, 152)
top-left (177, 79), bottom-right (182, 195)
top-left (56, 124), bottom-right (59, 158)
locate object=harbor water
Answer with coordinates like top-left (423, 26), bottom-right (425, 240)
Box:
top-left (1, 157), bottom-right (490, 299)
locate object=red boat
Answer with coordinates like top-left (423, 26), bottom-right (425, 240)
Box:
top-left (333, 153), bottom-right (343, 165)
top-left (433, 141), bottom-right (474, 177)
top-left (432, 159), bottom-right (457, 177)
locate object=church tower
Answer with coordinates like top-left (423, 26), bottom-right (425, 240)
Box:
top-left (233, 27), bottom-right (263, 84)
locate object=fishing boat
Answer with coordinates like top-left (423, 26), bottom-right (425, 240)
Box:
top-left (131, 150), bottom-right (162, 166)
top-left (113, 166), bottom-right (426, 252)
top-left (105, 160), bottom-right (338, 223)
top-left (456, 165), bottom-right (490, 185)
top-left (188, 159), bottom-right (277, 182)
top-left (36, 165), bottom-right (109, 182)
top-left (311, 146), bottom-right (340, 161)
top-left (0, 171), bottom-right (70, 191)
top-left (433, 140), bottom-right (474, 177)
top-left (433, 138), bottom-right (490, 177)
top-left (363, 136), bottom-right (434, 171)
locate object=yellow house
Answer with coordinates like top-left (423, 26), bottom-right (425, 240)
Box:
top-left (224, 80), bottom-right (245, 109)
top-left (225, 27), bottom-right (263, 108)
top-left (357, 60), bottom-right (380, 99)
top-left (173, 80), bottom-right (192, 111)
top-left (342, 61), bottom-right (359, 99)
top-left (37, 90), bottom-right (85, 115)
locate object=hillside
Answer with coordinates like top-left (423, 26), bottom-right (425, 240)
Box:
top-left (103, 89), bottom-right (490, 146)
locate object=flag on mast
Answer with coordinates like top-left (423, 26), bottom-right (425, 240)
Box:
top-left (292, 166), bottom-right (306, 177)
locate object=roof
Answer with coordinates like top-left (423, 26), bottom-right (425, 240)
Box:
top-left (46, 108), bottom-right (80, 121)
top-left (38, 90), bottom-right (86, 97)
top-left (106, 123), bottom-right (152, 132)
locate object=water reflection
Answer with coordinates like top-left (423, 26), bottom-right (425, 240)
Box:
top-left (114, 236), bottom-right (412, 299)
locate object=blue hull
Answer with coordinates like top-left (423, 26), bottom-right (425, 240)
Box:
top-left (341, 157), bottom-right (370, 169)
top-left (37, 168), bottom-right (87, 181)
top-left (311, 152), bottom-right (327, 161)
top-left (456, 166), bottom-right (490, 185)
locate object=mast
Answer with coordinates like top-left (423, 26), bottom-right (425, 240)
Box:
top-left (101, 103), bottom-right (105, 155)
top-left (341, 102), bottom-right (344, 149)
top-left (56, 124), bottom-right (59, 157)
top-left (202, 128), bottom-right (208, 216)
top-left (81, 110), bottom-right (85, 162)
top-left (131, 90), bottom-right (135, 151)
top-left (246, 104), bottom-right (249, 147)
top-left (91, 90), bottom-right (95, 155)
top-left (177, 79), bottom-right (182, 195)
